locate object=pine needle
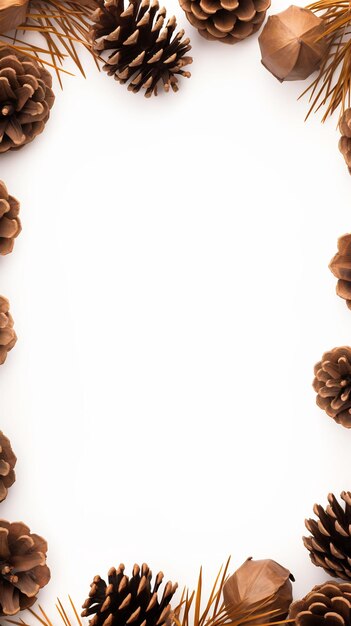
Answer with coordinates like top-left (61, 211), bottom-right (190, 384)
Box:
top-left (6, 599), bottom-right (83, 626)
top-left (0, 0), bottom-right (99, 81)
top-left (303, 0), bottom-right (351, 120)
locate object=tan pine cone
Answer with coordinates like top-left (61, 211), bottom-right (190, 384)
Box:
top-left (0, 431), bottom-right (16, 502)
top-left (289, 581), bottom-right (351, 626)
top-left (91, 0), bottom-right (192, 97)
top-left (329, 234), bottom-right (351, 309)
top-left (0, 520), bottom-right (50, 615)
top-left (303, 492), bottom-right (351, 580)
top-left (0, 181), bottom-right (21, 256)
top-left (179, 0), bottom-right (270, 43)
top-left (0, 296), bottom-right (16, 365)
top-left (313, 346), bottom-right (351, 427)
top-left (82, 563), bottom-right (178, 626)
top-left (0, 46), bottom-right (55, 153)
top-left (339, 109), bottom-right (351, 174)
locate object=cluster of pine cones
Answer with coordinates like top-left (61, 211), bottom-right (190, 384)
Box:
top-left (88, 0), bottom-right (271, 98)
top-left (0, 432), bottom-right (50, 616)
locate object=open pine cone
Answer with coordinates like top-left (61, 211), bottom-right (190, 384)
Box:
top-left (0, 181), bottom-right (21, 255)
top-left (289, 581), bottom-right (351, 626)
top-left (0, 431), bottom-right (16, 502)
top-left (91, 0), bottom-right (192, 97)
top-left (313, 346), bottom-right (351, 427)
top-left (179, 0), bottom-right (270, 43)
top-left (0, 295), bottom-right (16, 365)
top-left (339, 109), bottom-right (351, 174)
top-left (303, 492), bottom-right (351, 580)
top-left (82, 563), bottom-right (178, 626)
top-left (0, 520), bottom-right (50, 615)
top-left (330, 234), bottom-right (351, 309)
top-left (0, 46), bottom-right (55, 153)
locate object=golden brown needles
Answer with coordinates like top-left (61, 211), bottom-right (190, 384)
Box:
top-left (0, 0), bottom-right (98, 83)
top-left (303, 0), bottom-right (351, 121)
top-left (173, 558), bottom-right (293, 626)
top-left (7, 598), bottom-right (83, 626)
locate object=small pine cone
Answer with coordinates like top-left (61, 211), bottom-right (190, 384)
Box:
top-left (329, 234), bottom-right (351, 310)
top-left (179, 0), bottom-right (270, 43)
top-left (313, 347), bottom-right (351, 428)
top-left (0, 46), bottom-right (55, 154)
top-left (0, 181), bottom-right (21, 256)
top-left (339, 109), bottom-right (351, 174)
top-left (289, 581), bottom-right (351, 626)
top-left (81, 563), bottom-right (178, 626)
top-left (0, 295), bottom-right (16, 365)
top-left (0, 431), bottom-right (16, 502)
top-left (0, 520), bottom-right (50, 615)
top-left (303, 492), bottom-right (351, 580)
top-left (91, 0), bottom-right (192, 97)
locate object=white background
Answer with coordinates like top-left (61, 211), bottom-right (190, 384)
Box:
top-left (1, 2), bottom-right (351, 619)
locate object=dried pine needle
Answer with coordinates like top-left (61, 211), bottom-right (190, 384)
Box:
top-left (0, 0), bottom-right (99, 81)
top-left (7, 598), bottom-right (83, 626)
top-left (302, 0), bottom-right (351, 120)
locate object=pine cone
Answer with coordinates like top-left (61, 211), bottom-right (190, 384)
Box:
top-left (0, 520), bottom-right (50, 615)
top-left (303, 492), bottom-right (351, 580)
top-left (91, 0), bottom-right (192, 97)
top-left (289, 581), bottom-right (351, 626)
top-left (329, 234), bottom-right (351, 309)
top-left (0, 46), bottom-right (55, 153)
top-left (0, 181), bottom-right (21, 256)
top-left (339, 109), bottom-right (351, 174)
top-left (0, 295), bottom-right (16, 365)
top-left (179, 0), bottom-right (270, 43)
top-left (81, 563), bottom-right (178, 626)
top-left (0, 431), bottom-right (16, 502)
top-left (313, 346), bottom-right (351, 428)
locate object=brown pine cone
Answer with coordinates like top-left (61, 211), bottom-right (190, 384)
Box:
top-left (329, 234), bottom-right (351, 309)
top-left (289, 581), bottom-right (351, 626)
top-left (91, 0), bottom-right (192, 97)
top-left (179, 0), bottom-right (270, 43)
top-left (82, 563), bottom-right (178, 626)
top-left (0, 296), bottom-right (16, 365)
top-left (313, 347), bottom-right (351, 428)
top-left (0, 520), bottom-right (50, 615)
top-left (0, 46), bottom-right (55, 153)
top-left (0, 431), bottom-right (16, 502)
top-left (339, 109), bottom-right (351, 174)
top-left (0, 181), bottom-right (21, 256)
top-left (303, 492), bottom-right (351, 580)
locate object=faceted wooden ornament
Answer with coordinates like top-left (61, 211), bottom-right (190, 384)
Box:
top-left (258, 5), bottom-right (328, 81)
top-left (0, 0), bottom-right (29, 33)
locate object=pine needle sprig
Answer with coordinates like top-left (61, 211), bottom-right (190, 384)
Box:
top-left (0, 0), bottom-right (99, 83)
top-left (172, 558), bottom-right (293, 626)
top-left (7, 597), bottom-right (83, 626)
top-left (302, 0), bottom-right (351, 121)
